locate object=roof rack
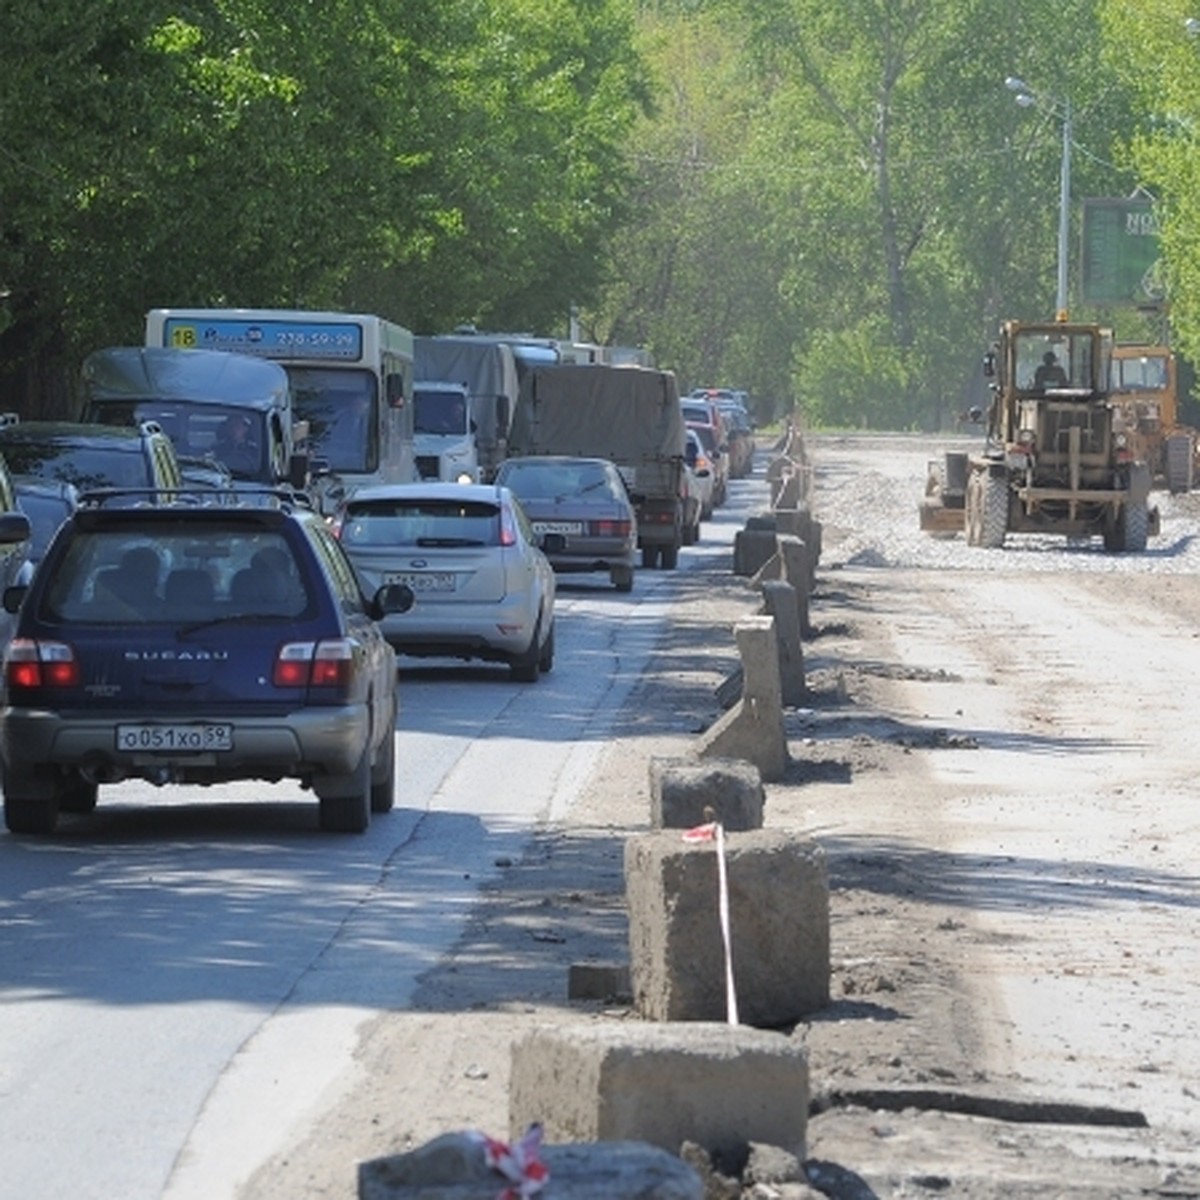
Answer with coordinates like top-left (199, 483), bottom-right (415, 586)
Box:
top-left (75, 485), bottom-right (313, 512)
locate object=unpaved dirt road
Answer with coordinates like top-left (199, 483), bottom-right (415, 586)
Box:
top-left (244, 433), bottom-right (1200, 1199)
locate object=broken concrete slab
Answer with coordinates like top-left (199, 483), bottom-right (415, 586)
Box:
top-left (508, 1021), bottom-right (808, 1163)
top-left (649, 756), bottom-right (765, 831)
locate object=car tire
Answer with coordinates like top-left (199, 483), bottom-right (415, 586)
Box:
top-left (2, 765), bottom-right (61, 834)
top-left (641, 545), bottom-right (660, 569)
top-left (611, 566), bottom-right (634, 593)
top-left (538, 621), bottom-right (555, 674)
top-left (316, 747), bottom-right (371, 833)
top-left (660, 543), bottom-right (680, 570)
top-left (58, 774), bottom-right (99, 816)
top-left (510, 618), bottom-right (543, 683)
top-left (370, 722), bottom-right (397, 814)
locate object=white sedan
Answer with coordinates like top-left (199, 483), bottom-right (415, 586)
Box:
top-left (333, 482), bottom-right (558, 681)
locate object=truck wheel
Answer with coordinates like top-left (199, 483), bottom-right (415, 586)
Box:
top-left (964, 474), bottom-right (982, 546)
top-left (660, 544), bottom-right (680, 570)
top-left (979, 473), bottom-right (1008, 549)
top-left (1122, 501), bottom-right (1150, 552)
top-left (641, 545), bottom-right (660, 569)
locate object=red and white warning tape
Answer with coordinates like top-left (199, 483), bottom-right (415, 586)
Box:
top-left (682, 820), bottom-right (739, 1025)
top-left (473, 1122), bottom-right (549, 1198)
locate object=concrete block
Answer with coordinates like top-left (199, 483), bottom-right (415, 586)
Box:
top-left (776, 537), bottom-right (812, 636)
top-left (773, 506), bottom-right (812, 547)
top-left (733, 528), bottom-right (777, 577)
top-left (765, 456), bottom-right (793, 482)
top-left (696, 617), bottom-right (788, 781)
top-left (360, 1132), bottom-right (702, 1199)
top-left (648, 757), bottom-right (764, 831)
top-left (508, 1021), bottom-right (808, 1162)
top-left (758, 581), bottom-right (806, 707)
top-left (568, 962), bottom-right (632, 1002)
top-left (744, 513), bottom-right (778, 533)
top-left (748, 549), bottom-right (782, 588)
top-left (774, 470), bottom-right (802, 511)
top-left (625, 828), bottom-right (830, 1026)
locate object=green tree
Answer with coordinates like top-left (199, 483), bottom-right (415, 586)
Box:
top-left (0, 1), bottom-right (650, 412)
top-left (1100, 0), bottom-right (1200, 364)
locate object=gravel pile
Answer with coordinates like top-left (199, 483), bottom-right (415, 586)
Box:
top-left (808, 432), bottom-right (1200, 575)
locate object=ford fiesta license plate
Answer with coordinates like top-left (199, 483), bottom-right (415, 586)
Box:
top-left (116, 724), bottom-right (233, 753)
top-left (386, 572), bottom-right (455, 592)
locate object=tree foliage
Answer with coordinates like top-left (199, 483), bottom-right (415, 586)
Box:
top-left (4, 2), bottom-right (1200, 428)
top-left (0, 0), bottom-right (649, 413)
top-left (588, 0), bottom-right (1159, 427)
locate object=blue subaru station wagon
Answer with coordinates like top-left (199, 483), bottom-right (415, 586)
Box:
top-left (0, 489), bottom-right (412, 835)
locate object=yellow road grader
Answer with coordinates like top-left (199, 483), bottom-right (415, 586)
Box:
top-left (920, 318), bottom-right (1159, 551)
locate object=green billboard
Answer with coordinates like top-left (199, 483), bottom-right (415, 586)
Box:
top-left (1080, 197), bottom-right (1163, 307)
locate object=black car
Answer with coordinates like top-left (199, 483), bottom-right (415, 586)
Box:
top-left (0, 418), bottom-right (183, 493)
top-left (0, 489), bottom-right (412, 835)
top-left (14, 478), bottom-right (78, 576)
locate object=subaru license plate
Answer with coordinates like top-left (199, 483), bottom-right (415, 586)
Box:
top-left (116, 723), bottom-right (233, 753)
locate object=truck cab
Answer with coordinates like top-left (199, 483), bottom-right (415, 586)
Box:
top-left (413, 382), bottom-right (479, 482)
top-left (80, 347), bottom-right (309, 492)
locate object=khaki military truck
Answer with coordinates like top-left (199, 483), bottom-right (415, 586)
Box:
top-left (920, 318), bottom-right (1159, 552)
top-left (1109, 343), bottom-right (1195, 493)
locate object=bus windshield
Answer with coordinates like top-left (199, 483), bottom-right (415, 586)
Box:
top-left (287, 367), bottom-right (377, 473)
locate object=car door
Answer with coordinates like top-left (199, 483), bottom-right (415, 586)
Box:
top-left (305, 518), bottom-right (395, 735)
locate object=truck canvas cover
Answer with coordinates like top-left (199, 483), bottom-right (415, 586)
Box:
top-left (509, 365), bottom-right (685, 497)
top-left (413, 336), bottom-right (519, 450)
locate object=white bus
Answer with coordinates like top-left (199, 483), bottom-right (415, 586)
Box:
top-left (145, 308), bottom-right (416, 508)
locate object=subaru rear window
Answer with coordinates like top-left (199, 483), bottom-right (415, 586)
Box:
top-left (41, 526), bottom-right (312, 623)
top-left (341, 499), bottom-right (500, 548)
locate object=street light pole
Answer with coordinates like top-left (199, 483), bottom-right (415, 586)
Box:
top-left (1006, 76), bottom-right (1072, 318)
top-left (1055, 96), bottom-right (1072, 319)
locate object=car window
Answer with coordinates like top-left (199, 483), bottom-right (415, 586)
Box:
top-left (501, 462), bottom-right (618, 501)
top-left (681, 404), bottom-right (711, 425)
top-left (305, 519), bottom-right (365, 614)
top-left (341, 498), bottom-right (501, 547)
top-left (16, 493), bottom-right (72, 558)
top-left (0, 441), bottom-right (149, 490)
top-left (289, 368), bottom-right (377, 473)
top-left (40, 526), bottom-right (311, 623)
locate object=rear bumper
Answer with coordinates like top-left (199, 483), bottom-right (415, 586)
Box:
top-left (380, 597), bottom-right (539, 660)
top-left (0, 704), bottom-right (371, 783)
top-left (547, 543), bottom-right (636, 574)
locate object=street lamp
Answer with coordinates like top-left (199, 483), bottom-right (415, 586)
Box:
top-left (1006, 75), bottom-right (1072, 319)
